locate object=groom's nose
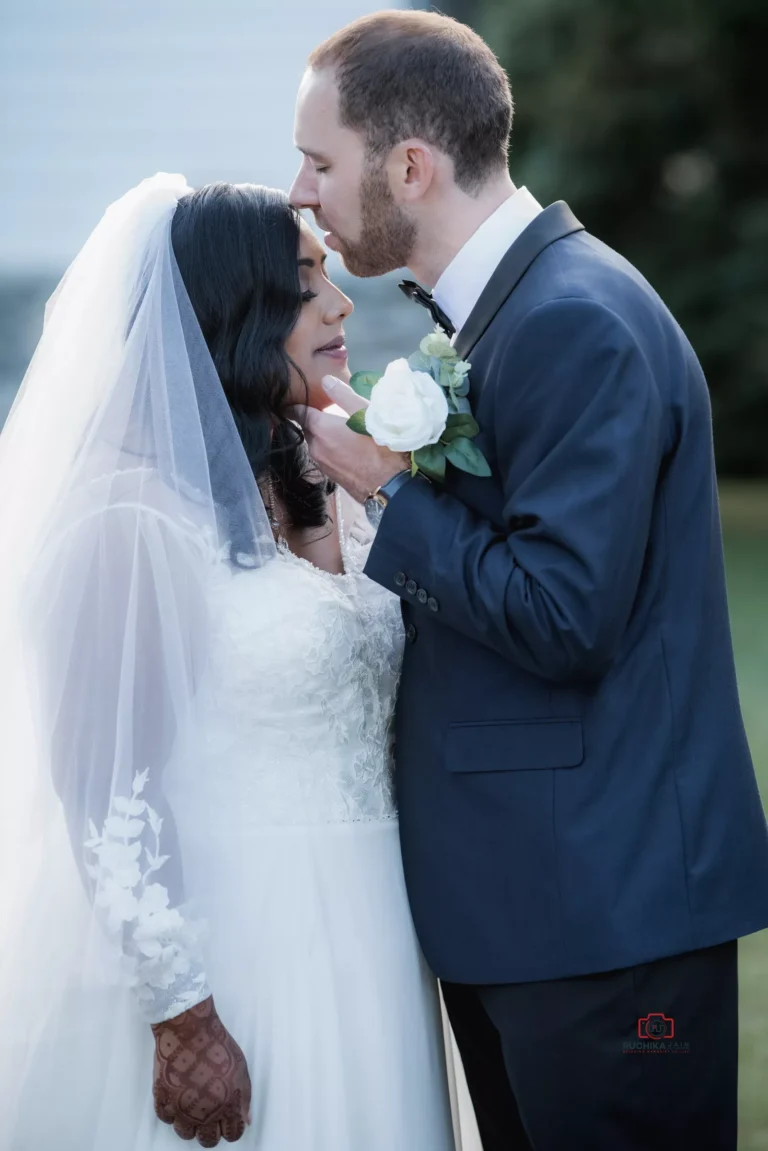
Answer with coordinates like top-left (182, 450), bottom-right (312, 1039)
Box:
top-left (289, 160), bottom-right (319, 211)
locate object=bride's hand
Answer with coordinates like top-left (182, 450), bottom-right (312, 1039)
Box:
top-left (151, 996), bottom-right (252, 1146)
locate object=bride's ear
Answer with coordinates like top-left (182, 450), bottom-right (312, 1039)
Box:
top-left (387, 140), bottom-right (436, 204)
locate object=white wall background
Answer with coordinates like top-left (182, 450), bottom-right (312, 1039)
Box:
top-left (0, 1), bottom-right (437, 426)
top-left (0, 0), bottom-right (405, 272)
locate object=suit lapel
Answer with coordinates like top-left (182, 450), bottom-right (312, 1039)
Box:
top-left (454, 201), bottom-right (585, 360)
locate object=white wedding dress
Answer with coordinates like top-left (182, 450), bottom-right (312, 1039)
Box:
top-left (10, 487), bottom-right (458, 1151)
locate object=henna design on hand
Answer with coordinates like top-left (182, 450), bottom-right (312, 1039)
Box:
top-left (151, 996), bottom-right (252, 1147)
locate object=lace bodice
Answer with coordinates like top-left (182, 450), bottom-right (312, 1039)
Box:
top-left (170, 490), bottom-right (405, 827)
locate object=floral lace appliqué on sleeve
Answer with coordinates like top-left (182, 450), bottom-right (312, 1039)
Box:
top-left (84, 768), bottom-right (210, 1022)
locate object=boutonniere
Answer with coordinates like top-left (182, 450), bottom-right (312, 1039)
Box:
top-left (345, 328), bottom-right (491, 483)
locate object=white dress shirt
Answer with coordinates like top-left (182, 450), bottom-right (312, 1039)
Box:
top-left (432, 187), bottom-right (543, 337)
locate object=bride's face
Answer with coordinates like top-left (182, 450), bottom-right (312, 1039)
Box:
top-left (285, 221), bottom-right (353, 409)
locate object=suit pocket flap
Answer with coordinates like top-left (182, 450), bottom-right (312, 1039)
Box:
top-left (446, 719), bottom-right (584, 773)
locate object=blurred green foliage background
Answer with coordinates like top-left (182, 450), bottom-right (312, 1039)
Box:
top-left (720, 485), bottom-right (768, 1147)
top-left (435, 0), bottom-right (768, 475)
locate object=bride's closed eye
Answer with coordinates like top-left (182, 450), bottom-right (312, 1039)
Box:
top-left (302, 289), bottom-right (319, 303)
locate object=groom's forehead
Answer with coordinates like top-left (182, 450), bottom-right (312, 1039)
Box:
top-left (295, 69), bottom-right (341, 134)
top-left (294, 70), bottom-right (362, 157)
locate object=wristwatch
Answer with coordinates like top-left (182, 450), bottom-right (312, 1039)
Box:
top-left (364, 468), bottom-right (412, 527)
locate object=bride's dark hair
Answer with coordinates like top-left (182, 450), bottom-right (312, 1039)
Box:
top-left (170, 182), bottom-right (332, 532)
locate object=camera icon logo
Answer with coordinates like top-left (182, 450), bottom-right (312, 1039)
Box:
top-left (637, 1013), bottom-right (675, 1040)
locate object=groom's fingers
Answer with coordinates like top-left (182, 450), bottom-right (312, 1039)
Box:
top-left (286, 402), bottom-right (351, 427)
top-left (321, 375), bottom-right (370, 414)
top-left (284, 405), bottom-right (334, 454)
top-left (284, 401), bottom-right (308, 424)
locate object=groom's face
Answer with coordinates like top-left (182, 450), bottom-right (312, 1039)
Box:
top-left (290, 69), bottom-right (416, 278)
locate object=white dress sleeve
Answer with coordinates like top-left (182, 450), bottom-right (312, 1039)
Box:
top-left (35, 496), bottom-right (213, 1023)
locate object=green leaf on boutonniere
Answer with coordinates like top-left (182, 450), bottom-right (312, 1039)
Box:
top-left (441, 413), bottom-right (480, 443)
top-left (445, 436), bottom-right (492, 477)
top-left (346, 409), bottom-right (371, 436)
top-left (413, 443), bottom-right (447, 482)
top-left (438, 363), bottom-right (457, 390)
top-left (349, 371), bottom-right (381, 401)
top-left (407, 351), bottom-right (431, 373)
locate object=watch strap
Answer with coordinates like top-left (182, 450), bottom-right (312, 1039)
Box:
top-left (374, 468), bottom-right (413, 506)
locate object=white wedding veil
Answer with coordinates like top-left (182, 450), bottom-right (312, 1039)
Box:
top-left (0, 174), bottom-right (276, 1141)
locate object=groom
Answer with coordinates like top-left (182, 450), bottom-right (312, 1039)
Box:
top-left (290, 11), bottom-right (768, 1149)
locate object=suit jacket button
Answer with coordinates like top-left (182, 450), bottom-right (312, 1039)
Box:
top-left (428, 597), bottom-right (439, 612)
top-left (405, 624), bottom-right (418, 643)
top-left (406, 579), bottom-right (418, 596)
top-left (417, 589), bottom-right (428, 605)
top-left (394, 572), bottom-right (406, 588)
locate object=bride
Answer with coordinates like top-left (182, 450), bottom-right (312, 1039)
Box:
top-left (0, 174), bottom-right (459, 1150)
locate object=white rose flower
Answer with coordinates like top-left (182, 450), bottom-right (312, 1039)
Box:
top-left (365, 358), bottom-right (449, 452)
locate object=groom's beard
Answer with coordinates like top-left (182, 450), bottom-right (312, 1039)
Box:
top-left (337, 161), bottom-right (416, 278)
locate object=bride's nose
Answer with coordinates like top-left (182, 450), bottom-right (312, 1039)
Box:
top-left (325, 284), bottom-right (353, 321)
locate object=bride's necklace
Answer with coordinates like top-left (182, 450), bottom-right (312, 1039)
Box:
top-left (264, 471), bottom-right (287, 547)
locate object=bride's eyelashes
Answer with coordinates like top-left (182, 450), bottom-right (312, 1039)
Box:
top-left (302, 289), bottom-right (319, 303)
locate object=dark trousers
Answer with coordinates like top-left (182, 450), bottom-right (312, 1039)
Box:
top-left (441, 940), bottom-right (738, 1151)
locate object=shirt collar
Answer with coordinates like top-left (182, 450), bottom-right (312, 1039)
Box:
top-left (432, 187), bottom-right (543, 336)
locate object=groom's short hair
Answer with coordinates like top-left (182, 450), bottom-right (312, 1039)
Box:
top-left (308, 10), bottom-right (512, 193)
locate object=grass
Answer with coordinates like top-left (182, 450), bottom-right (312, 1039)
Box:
top-left (719, 482), bottom-right (768, 1147)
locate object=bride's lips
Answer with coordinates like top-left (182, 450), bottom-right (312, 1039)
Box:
top-left (314, 333), bottom-right (348, 363)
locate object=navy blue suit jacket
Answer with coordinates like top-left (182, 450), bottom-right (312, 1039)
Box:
top-left (364, 203), bottom-right (768, 983)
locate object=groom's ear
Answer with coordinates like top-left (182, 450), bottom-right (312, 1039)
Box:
top-left (387, 140), bottom-right (437, 205)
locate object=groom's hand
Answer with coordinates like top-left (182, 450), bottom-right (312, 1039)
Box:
top-left (290, 376), bottom-right (408, 505)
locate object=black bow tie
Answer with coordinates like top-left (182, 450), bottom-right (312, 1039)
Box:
top-left (398, 280), bottom-right (456, 339)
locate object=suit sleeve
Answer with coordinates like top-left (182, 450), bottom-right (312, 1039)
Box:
top-left (364, 297), bottom-right (666, 683)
